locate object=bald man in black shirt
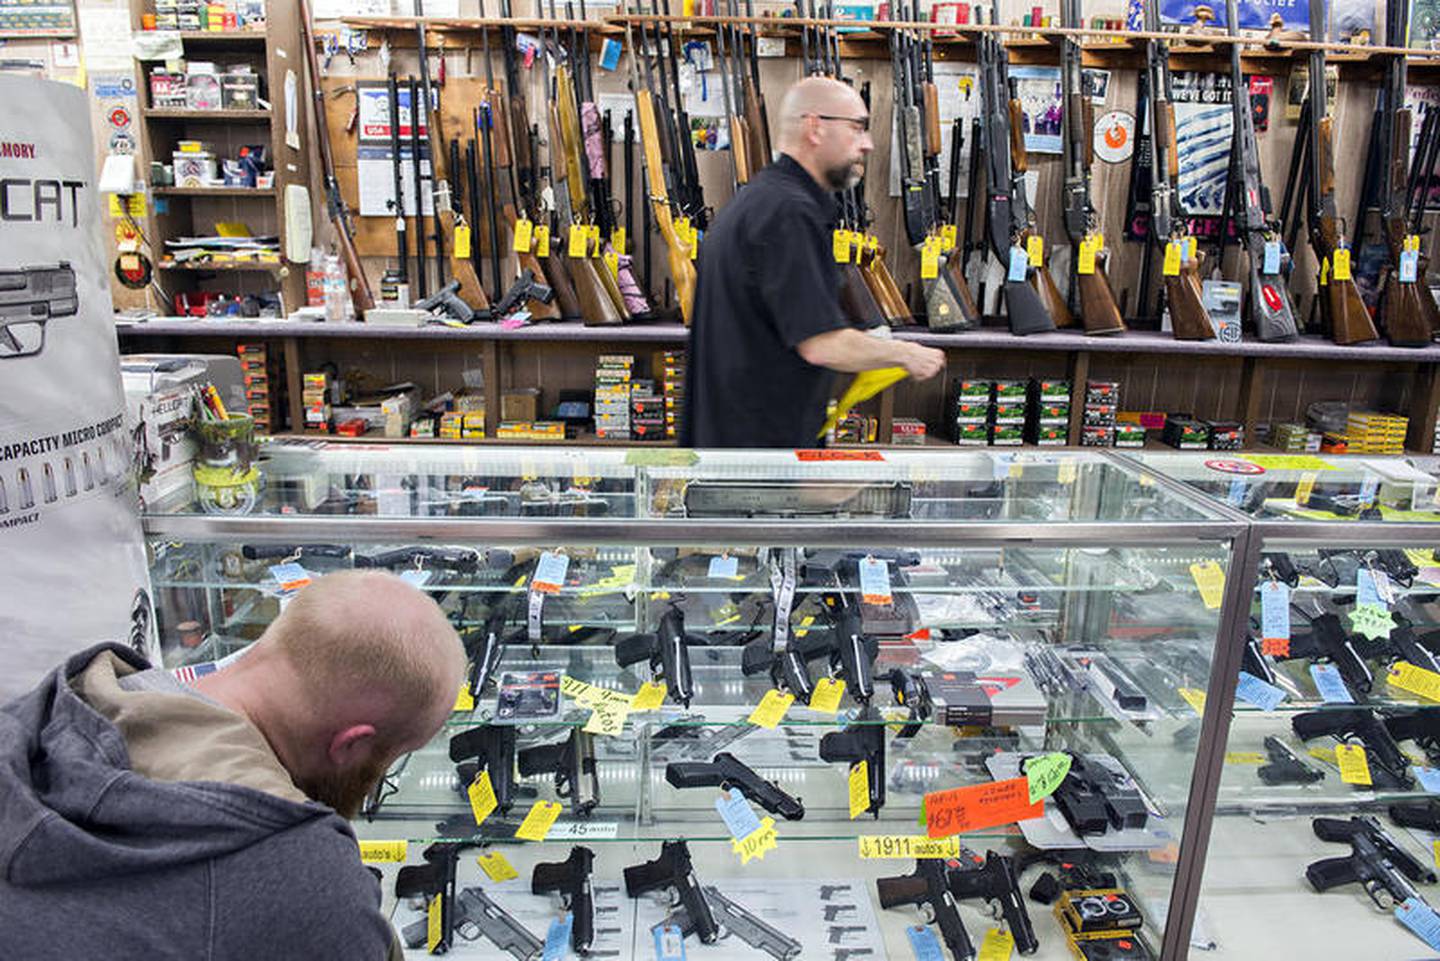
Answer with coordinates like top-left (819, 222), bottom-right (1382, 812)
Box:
top-left (681, 76), bottom-right (944, 449)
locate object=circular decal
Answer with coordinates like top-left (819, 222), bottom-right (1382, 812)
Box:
top-left (1094, 110), bottom-right (1135, 163)
top-left (1204, 459), bottom-right (1265, 475)
top-left (108, 106), bottom-right (131, 128)
top-left (108, 132), bottom-right (135, 154)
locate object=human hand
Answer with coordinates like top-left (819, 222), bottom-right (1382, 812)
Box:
top-left (899, 343), bottom-right (945, 381)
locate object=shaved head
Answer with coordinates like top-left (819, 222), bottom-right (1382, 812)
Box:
top-left (776, 76), bottom-right (874, 191)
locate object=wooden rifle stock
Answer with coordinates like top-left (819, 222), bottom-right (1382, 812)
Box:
top-left (634, 86), bottom-right (697, 323)
top-left (840, 262), bottom-right (888, 327)
top-left (1314, 117), bottom-right (1378, 344)
top-left (572, 247), bottom-right (625, 325)
top-left (439, 207), bottom-right (489, 308)
top-left (1021, 228), bottom-right (1074, 329)
top-left (732, 113), bottom-right (752, 184)
top-left (861, 241), bottom-right (911, 324)
top-left (923, 81), bottom-right (941, 158)
top-left (944, 251), bottom-right (981, 324)
top-left (500, 204), bottom-right (561, 320)
top-left (742, 75), bottom-right (769, 171)
top-left (1381, 108), bottom-right (1436, 346)
top-left (1076, 266), bottom-right (1124, 335)
top-left (1008, 99), bottom-right (1027, 171)
top-left (1168, 252), bottom-right (1216, 339)
top-left (592, 235), bottom-right (631, 322)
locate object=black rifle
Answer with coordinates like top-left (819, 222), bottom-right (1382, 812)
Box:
top-left (1292, 708), bottom-right (1414, 789)
top-left (657, 0), bottom-right (705, 229)
top-left (532, 846), bottom-right (596, 955)
top-left (387, 74), bottom-right (410, 293)
top-left (449, 723), bottom-right (518, 813)
top-left (614, 606), bottom-right (700, 708)
top-left (665, 752), bottom-right (806, 820)
top-left (408, 76), bottom-right (429, 299)
top-left (1306, 816), bottom-right (1437, 908)
top-left (623, 841), bottom-right (719, 943)
top-left (413, 0), bottom-right (444, 285)
top-left (948, 851), bottom-right (1038, 955)
top-left (891, 4), bottom-right (935, 247)
top-left (976, 14), bottom-right (1053, 335)
top-left (876, 859), bottom-right (972, 961)
top-left (354, 545), bottom-right (481, 572)
top-left (819, 707), bottom-right (885, 817)
top-left (478, 6), bottom-right (504, 303)
top-left (1223, 0), bottom-right (1297, 341)
top-left (517, 728), bottom-right (600, 817)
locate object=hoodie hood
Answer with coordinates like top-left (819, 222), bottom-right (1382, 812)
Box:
top-left (0, 642), bottom-right (331, 887)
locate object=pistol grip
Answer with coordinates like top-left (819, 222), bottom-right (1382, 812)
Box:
top-left (1305, 855), bottom-right (1361, 893)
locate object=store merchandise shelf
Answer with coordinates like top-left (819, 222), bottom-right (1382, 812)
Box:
top-left (143, 107), bottom-right (273, 121)
top-left (152, 186), bottom-right (278, 197)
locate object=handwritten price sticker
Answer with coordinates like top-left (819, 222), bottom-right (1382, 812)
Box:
top-left (978, 928), bottom-right (1016, 961)
top-left (358, 840), bottom-right (408, 863)
top-left (1389, 661), bottom-right (1440, 703)
top-left (732, 817), bottom-right (778, 865)
top-left (630, 681), bottom-right (668, 712)
top-left (468, 769), bottom-right (498, 826)
top-left (583, 698), bottom-right (630, 736)
top-left (1023, 752), bottom-right (1072, 805)
top-left (1350, 603), bottom-right (1395, 642)
top-left (848, 760), bottom-right (871, 820)
top-left (427, 894), bottom-right (443, 952)
top-left (1189, 561), bottom-right (1225, 610)
top-left (531, 551), bottom-right (569, 594)
top-left (810, 677), bottom-right (846, 715)
top-left (748, 690), bottom-right (795, 729)
top-left (1336, 744), bottom-right (1372, 786)
top-left (857, 835), bottom-right (960, 859)
top-left (924, 777), bottom-right (1043, 839)
top-left (477, 851), bottom-right (519, 882)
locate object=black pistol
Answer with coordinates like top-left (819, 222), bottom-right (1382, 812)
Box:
top-left (819, 707), bottom-right (886, 817)
top-left (1305, 816), bottom-right (1436, 909)
top-left (517, 728), bottom-right (600, 818)
top-left (664, 752), bottom-right (805, 820)
top-left (947, 851), bottom-right (1038, 955)
top-left (876, 859), bottom-right (974, 961)
top-left (615, 606), bottom-right (700, 708)
top-left (623, 841), bottom-right (719, 943)
top-left (449, 723), bottom-right (518, 814)
top-left (532, 846), bottom-right (596, 955)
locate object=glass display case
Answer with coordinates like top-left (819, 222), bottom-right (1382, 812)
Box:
top-left (141, 443), bottom-right (1252, 961)
top-left (1127, 452), bottom-right (1440, 959)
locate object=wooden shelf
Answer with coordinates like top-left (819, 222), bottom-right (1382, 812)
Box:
top-left (153, 186), bottom-right (277, 197)
top-left (269, 431), bottom-right (674, 447)
top-left (144, 107), bottom-right (272, 121)
top-left (156, 260), bottom-right (284, 272)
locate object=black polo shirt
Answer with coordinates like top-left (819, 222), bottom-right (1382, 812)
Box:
top-left (680, 153), bottom-right (846, 448)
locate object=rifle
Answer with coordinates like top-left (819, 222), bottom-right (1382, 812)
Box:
top-left (715, 4), bottom-right (749, 190)
top-left (408, 76), bottom-right (429, 299)
top-left (297, 0), bottom-right (374, 315)
top-left (1061, 0), bottom-right (1124, 335)
top-left (1223, 0), bottom-right (1297, 341)
top-left (624, 0), bottom-right (697, 323)
top-left (441, 135), bottom-right (488, 308)
top-left (976, 14), bottom-right (1054, 335)
top-left (414, 2), bottom-right (446, 288)
top-left (741, 0), bottom-right (772, 172)
top-left (385, 75), bottom-right (411, 305)
top-left (478, 6), bottom-right (504, 302)
top-left (1303, 0), bottom-right (1377, 344)
top-left (1144, 0), bottom-right (1214, 339)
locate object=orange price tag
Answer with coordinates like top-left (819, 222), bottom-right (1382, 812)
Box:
top-left (795, 450), bottom-right (886, 462)
top-left (924, 777), bottom-right (1043, 839)
top-left (1261, 637), bottom-right (1290, 657)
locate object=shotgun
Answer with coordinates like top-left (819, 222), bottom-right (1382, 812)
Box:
top-left (386, 74), bottom-right (411, 304)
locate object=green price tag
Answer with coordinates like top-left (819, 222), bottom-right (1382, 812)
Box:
top-left (1023, 752), bottom-right (1073, 805)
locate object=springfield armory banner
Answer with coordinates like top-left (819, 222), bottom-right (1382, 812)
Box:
top-left (0, 77), bottom-right (152, 700)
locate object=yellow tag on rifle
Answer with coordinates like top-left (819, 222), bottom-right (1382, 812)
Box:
top-left (1184, 236), bottom-right (1197, 260)
top-left (453, 684), bottom-right (475, 712)
top-left (453, 223), bottom-right (472, 259)
top-left (941, 223), bottom-right (958, 251)
top-left (833, 229), bottom-right (851, 264)
top-left (426, 895), bottom-right (443, 951)
top-left (1319, 256), bottom-right (1329, 285)
top-left (748, 689), bottom-right (794, 729)
top-left (1333, 247), bottom-right (1352, 281)
top-left (1336, 743), bottom-right (1372, 785)
top-left (1163, 240), bottom-right (1182, 276)
top-left (467, 769), bottom-right (498, 825)
top-left (612, 227), bottom-right (627, 255)
top-left (1189, 560), bottom-right (1225, 609)
top-left (477, 851), bottom-right (520, 882)
top-left (809, 677), bottom-right (845, 714)
top-left (567, 224), bottom-right (588, 258)
top-left (587, 223), bottom-right (603, 254)
top-left (1294, 472), bottom-right (1317, 506)
top-left (920, 238), bottom-right (940, 279)
top-left (603, 249), bottom-right (620, 279)
top-left (848, 760), bottom-right (871, 819)
top-left (512, 217), bottom-right (533, 253)
top-left (358, 840), bottom-right (408, 863)
top-left (534, 224), bottom-right (551, 257)
top-left (866, 233), bottom-right (879, 252)
top-left (1077, 236), bottom-right (1098, 275)
top-left (514, 800), bottom-right (564, 841)
top-left (1026, 234), bottom-right (1044, 266)
top-left (1408, 233), bottom-right (1422, 253)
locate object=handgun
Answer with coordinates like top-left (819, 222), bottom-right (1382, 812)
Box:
top-left (355, 545), bottom-right (482, 573)
top-left (464, 603), bottom-right (512, 699)
top-left (827, 926), bottom-right (867, 944)
top-left (517, 728), bottom-right (599, 818)
top-left (1014, 850), bottom-right (1118, 905)
top-left (1258, 735), bottom-right (1324, 785)
top-left (492, 268), bottom-right (555, 320)
top-left (416, 279), bottom-right (477, 323)
top-left (831, 951), bottom-right (874, 961)
top-left (819, 884), bottom-right (853, 901)
top-left (395, 842), bottom-right (463, 951)
top-left (532, 846), bottom-right (595, 955)
top-left (665, 752), bottom-right (805, 820)
top-left (702, 887), bottom-right (803, 960)
top-left (1306, 816), bottom-right (1437, 910)
top-left (819, 592), bottom-right (880, 704)
top-left (1369, 615), bottom-right (1440, 676)
top-left (1292, 707), bottom-right (1414, 789)
top-left (454, 886), bottom-right (546, 960)
top-left (819, 707), bottom-right (886, 817)
top-left (823, 904), bottom-right (858, 921)
top-left (623, 841), bottom-right (719, 943)
top-left (1273, 612), bottom-right (1374, 698)
top-left (450, 723), bottom-right (518, 813)
top-left (947, 851), bottom-right (1038, 954)
top-left (876, 859), bottom-right (973, 961)
top-left (1390, 799), bottom-right (1440, 833)
top-left (1382, 706), bottom-right (1440, 767)
top-left (614, 606), bottom-right (699, 708)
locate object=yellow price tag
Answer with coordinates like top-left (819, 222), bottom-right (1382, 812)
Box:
top-left (1058, 461), bottom-right (1078, 485)
top-left (1319, 255), bottom-right (1329, 285)
top-left (833, 229), bottom-right (852, 264)
top-left (467, 769), bottom-right (498, 825)
top-left (1388, 660), bottom-right (1440, 703)
top-left (358, 840), bottom-right (408, 863)
top-left (603, 249), bottom-right (620, 279)
top-left (1408, 233), bottom-right (1421, 253)
top-left (749, 689), bottom-right (795, 729)
top-left (630, 680), bottom-right (668, 711)
top-left (514, 800), bottom-right (564, 841)
top-left (940, 223), bottom-right (958, 251)
top-left (107, 193), bottom-right (145, 218)
top-left (978, 928), bottom-right (1016, 961)
top-left (427, 895), bottom-right (443, 952)
top-left (848, 760), bottom-right (871, 819)
top-left (1224, 752), bottom-right (1267, 765)
top-left (1026, 234), bottom-right (1044, 266)
top-left (1077, 237), bottom-right (1097, 275)
top-left (1336, 743), bottom-right (1372, 785)
top-left (583, 697), bottom-right (630, 736)
top-left (1178, 687), bottom-right (1207, 715)
top-left (453, 223), bottom-right (472, 259)
top-left (477, 851), bottom-right (520, 882)
top-left (512, 217), bottom-right (533, 253)
top-left (534, 224), bottom-right (551, 257)
top-left (1294, 472), bottom-right (1317, 507)
top-left (1333, 247), bottom-right (1352, 281)
top-left (1163, 240), bottom-right (1182, 276)
top-left (1189, 561), bottom-right (1225, 609)
top-left (453, 684), bottom-right (475, 713)
top-left (920, 239), bottom-right (940, 280)
top-left (612, 226), bottom-right (627, 255)
top-left (857, 835), bottom-right (960, 859)
top-left (1009, 462), bottom-right (1024, 480)
top-left (732, 817), bottom-right (779, 864)
top-left (810, 677), bottom-right (846, 714)
top-left (567, 224), bottom-right (588, 258)
top-left (1434, 840), bottom-right (1440, 872)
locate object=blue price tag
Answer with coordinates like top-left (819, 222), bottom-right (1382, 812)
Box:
top-left (1227, 478), bottom-right (1247, 506)
top-left (1357, 568), bottom-right (1381, 607)
top-left (1260, 581), bottom-right (1290, 640)
top-left (1396, 898), bottom-right (1440, 951)
top-left (654, 924), bottom-right (687, 961)
top-left (906, 925), bottom-right (945, 961)
top-left (858, 556), bottom-right (892, 604)
top-left (1401, 248), bottom-right (1420, 283)
top-left (1413, 766), bottom-right (1440, 794)
top-left (1007, 246), bottom-right (1028, 282)
top-left (708, 555), bottom-right (739, 579)
top-left (1310, 663), bottom-right (1355, 703)
top-left (399, 569), bottom-right (432, 587)
top-left (268, 562), bottom-right (309, 587)
top-left (1235, 671), bottom-right (1287, 712)
top-left (1359, 474), bottom-right (1379, 506)
top-left (544, 914), bottom-right (574, 961)
top-left (598, 37), bottom-right (623, 71)
top-left (533, 551), bottom-right (570, 590)
top-left (1263, 240), bottom-right (1282, 275)
top-left (715, 787), bottom-right (762, 841)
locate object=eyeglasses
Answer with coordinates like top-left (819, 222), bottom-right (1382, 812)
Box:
top-left (809, 113), bottom-right (870, 133)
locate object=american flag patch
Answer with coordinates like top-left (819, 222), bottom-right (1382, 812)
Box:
top-left (172, 662), bottom-right (218, 685)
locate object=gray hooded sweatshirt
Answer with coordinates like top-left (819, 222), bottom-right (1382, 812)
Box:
top-left (0, 642), bottom-right (397, 960)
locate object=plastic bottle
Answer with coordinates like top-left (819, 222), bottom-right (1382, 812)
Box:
top-left (322, 251), bottom-right (350, 322)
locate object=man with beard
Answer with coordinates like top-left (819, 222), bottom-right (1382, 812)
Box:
top-left (0, 570), bottom-right (464, 960)
top-left (682, 75), bottom-right (945, 448)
